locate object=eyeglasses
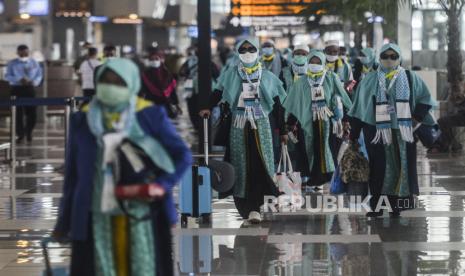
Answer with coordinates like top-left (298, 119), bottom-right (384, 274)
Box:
top-left (238, 47), bottom-right (258, 54)
top-left (380, 53), bottom-right (399, 60)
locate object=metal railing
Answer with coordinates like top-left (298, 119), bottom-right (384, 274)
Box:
top-left (0, 96), bottom-right (89, 167)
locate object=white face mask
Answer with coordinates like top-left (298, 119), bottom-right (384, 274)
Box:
top-left (239, 52), bottom-right (258, 65)
top-left (19, 57), bottom-right (29, 62)
top-left (326, 55), bottom-right (338, 63)
top-left (146, 59), bottom-right (161, 68)
top-left (308, 64), bottom-right (324, 73)
top-left (380, 59), bottom-right (400, 70)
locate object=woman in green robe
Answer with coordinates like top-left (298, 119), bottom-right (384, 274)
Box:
top-left (354, 48), bottom-right (379, 90)
top-left (283, 50), bottom-right (352, 187)
top-left (200, 37), bottom-right (287, 223)
top-left (349, 43), bottom-right (435, 217)
top-left (282, 45), bottom-right (310, 91)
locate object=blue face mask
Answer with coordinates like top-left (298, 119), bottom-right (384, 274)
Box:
top-left (262, 47), bottom-right (274, 56)
top-left (293, 55), bottom-right (308, 66)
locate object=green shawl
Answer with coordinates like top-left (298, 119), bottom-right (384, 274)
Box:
top-left (214, 37), bottom-right (286, 115)
top-left (283, 68), bottom-right (352, 173)
top-left (348, 70), bottom-right (436, 127)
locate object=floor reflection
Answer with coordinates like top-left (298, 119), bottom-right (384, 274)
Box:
top-left (1, 102), bottom-right (465, 275)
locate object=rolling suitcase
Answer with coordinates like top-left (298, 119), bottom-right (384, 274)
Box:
top-left (180, 117), bottom-right (212, 225)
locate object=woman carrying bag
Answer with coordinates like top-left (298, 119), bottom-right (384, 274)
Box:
top-left (349, 43), bottom-right (435, 217)
top-left (200, 37), bottom-right (287, 224)
top-left (53, 58), bottom-right (192, 276)
top-left (283, 50), bottom-right (352, 188)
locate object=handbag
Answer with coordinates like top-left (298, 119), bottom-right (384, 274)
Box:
top-left (114, 139), bottom-right (166, 220)
top-left (340, 143), bottom-right (369, 184)
top-left (213, 103), bottom-right (232, 147)
top-left (414, 123), bottom-right (441, 148)
top-left (274, 144), bottom-right (302, 202)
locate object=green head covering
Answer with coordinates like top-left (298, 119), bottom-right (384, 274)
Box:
top-left (88, 57), bottom-right (175, 174)
top-left (361, 48), bottom-right (376, 66)
top-left (380, 43), bottom-right (402, 61)
top-left (95, 58), bottom-right (141, 96)
top-left (235, 37), bottom-right (259, 54)
top-left (235, 37), bottom-right (260, 68)
top-left (309, 50), bottom-right (326, 66)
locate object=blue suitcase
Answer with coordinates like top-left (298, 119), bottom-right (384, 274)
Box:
top-left (180, 117), bottom-right (212, 225)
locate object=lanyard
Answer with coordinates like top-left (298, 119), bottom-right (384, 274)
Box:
top-left (307, 70), bottom-right (327, 88)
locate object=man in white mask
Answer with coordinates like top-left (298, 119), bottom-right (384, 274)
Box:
top-left (5, 44), bottom-right (43, 143)
top-left (324, 40), bottom-right (353, 87)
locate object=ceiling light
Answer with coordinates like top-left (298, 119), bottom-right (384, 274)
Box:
top-left (20, 13), bottom-right (30, 20)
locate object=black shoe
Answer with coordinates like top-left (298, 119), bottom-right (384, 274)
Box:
top-left (16, 136), bottom-right (24, 144)
top-left (366, 211), bottom-right (383, 218)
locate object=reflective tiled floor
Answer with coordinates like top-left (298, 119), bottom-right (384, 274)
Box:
top-left (1, 109), bottom-right (465, 276)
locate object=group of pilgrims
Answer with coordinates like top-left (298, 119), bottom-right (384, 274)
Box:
top-left (199, 37), bottom-right (435, 223)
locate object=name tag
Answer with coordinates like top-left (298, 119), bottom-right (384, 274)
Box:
top-left (242, 82), bottom-right (258, 93)
top-left (253, 101), bottom-right (263, 117)
top-left (387, 105), bottom-right (396, 114)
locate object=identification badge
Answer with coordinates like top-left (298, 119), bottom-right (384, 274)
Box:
top-left (242, 82), bottom-right (258, 94)
top-left (253, 101), bottom-right (263, 117)
top-left (387, 105), bottom-right (396, 114)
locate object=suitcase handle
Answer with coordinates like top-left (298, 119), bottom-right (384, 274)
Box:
top-left (203, 116), bottom-right (209, 165)
top-left (41, 237), bottom-right (53, 276)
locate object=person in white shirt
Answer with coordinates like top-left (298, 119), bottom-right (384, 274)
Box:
top-left (79, 47), bottom-right (101, 98)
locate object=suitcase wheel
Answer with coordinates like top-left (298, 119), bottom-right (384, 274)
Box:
top-left (181, 215), bottom-right (188, 227)
top-left (200, 214), bottom-right (211, 225)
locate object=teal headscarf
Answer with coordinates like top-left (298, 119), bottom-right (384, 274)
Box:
top-left (309, 50), bottom-right (326, 66)
top-left (360, 48), bottom-right (376, 68)
top-left (283, 58), bottom-right (352, 173)
top-left (95, 58), bottom-right (141, 97)
top-left (349, 43), bottom-right (436, 128)
top-left (379, 43), bottom-right (402, 72)
top-left (236, 37), bottom-right (260, 68)
top-left (87, 58), bottom-right (174, 174)
top-left (380, 43), bottom-right (401, 58)
top-left (215, 37), bottom-right (286, 116)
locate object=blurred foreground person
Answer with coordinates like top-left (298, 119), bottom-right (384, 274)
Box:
top-left (54, 58), bottom-right (192, 276)
top-left (284, 50), bottom-right (351, 187)
top-left (140, 47), bottom-right (181, 119)
top-left (5, 44), bottom-right (43, 143)
top-left (349, 43), bottom-right (435, 217)
top-left (199, 37), bottom-right (287, 223)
